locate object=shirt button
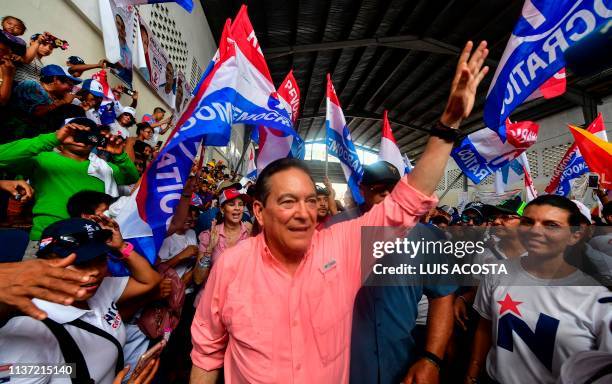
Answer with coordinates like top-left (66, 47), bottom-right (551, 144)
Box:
top-left (295, 364), bottom-right (301, 370)
top-left (293, 320), bottom-right (298, 327)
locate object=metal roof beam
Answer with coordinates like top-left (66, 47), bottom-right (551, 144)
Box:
top-left (298, 110), bottom-right (431, 134)
top-left (265, 35), bottom-right (461, 58)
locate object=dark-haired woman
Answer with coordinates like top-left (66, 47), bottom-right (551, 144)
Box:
top-left (193, 188), bottom-right (251, 304)
top-left (465, 195), bottom-right (612, 384)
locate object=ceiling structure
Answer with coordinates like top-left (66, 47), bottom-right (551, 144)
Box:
top-left (201, 0), bottom-right (612, 161)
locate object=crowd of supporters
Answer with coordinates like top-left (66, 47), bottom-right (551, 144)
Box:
top-left (0, 13), bottom-right (610, 384)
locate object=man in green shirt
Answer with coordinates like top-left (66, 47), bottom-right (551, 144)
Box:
top-left (0, 119), bottom-right (139, 246)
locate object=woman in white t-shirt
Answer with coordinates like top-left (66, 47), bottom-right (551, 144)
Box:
top-left (0, 217), bottom-right (161, 384)
top-left (465, 196), bottom-right (612, 384)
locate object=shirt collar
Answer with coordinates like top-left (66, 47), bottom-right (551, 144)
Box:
top-left (217, 221), bottom-right (249, 239)
top-left (32, 299), bottom-right (90, 324)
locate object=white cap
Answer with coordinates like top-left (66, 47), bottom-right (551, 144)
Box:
top-left (572, 200), bottom-right (594, 224)
top-left (121, 106), bottom-right (136, 118)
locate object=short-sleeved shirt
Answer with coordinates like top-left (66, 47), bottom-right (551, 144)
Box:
top-left (0, 276), bottom-right (129, 384)
top-left (11, 80), bottom-right (52, 114)
top-left (473, 259), bottom-right (612, 384)
top-left (159, 229), bottom-right (198, 292)
top-left (13, 57), bottom-right (44, 84)
top-left (349, 223), bottom-right (457, 384)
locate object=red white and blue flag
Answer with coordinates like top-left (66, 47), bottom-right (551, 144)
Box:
top-left (483, 0), bottom-right (610, 140)
top-left (115, 6), bottom-right (295, 265)
top-left (495, 152), bottom-right (538, 202)
top-left (246, 145), bottom-right (257, 180)
top-left (256, 70), bottom-right (305, 175)
top-left (547, 114), bottom-right (610, 194)
top-left (452, 119), bottom-right (540, 184)
top-left (326, 74), bottom-right (364, 205)
top-left (378, 110), bottom-right (407, 176)
top-left (545, 113), bottom-right (608, 196)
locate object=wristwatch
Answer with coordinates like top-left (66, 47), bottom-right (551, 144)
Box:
top-left (430, 120), bottom-right (461, 143)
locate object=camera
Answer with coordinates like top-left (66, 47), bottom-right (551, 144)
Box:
top-left (73, 131), bottom-right (107, 147)
top-left (122, 88), bottom-right (135, 96)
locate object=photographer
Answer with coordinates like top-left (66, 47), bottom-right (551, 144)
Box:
top-left (0, 116), bottom-right (139, 257)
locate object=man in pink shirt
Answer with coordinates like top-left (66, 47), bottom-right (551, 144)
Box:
top-left (190, 41), bottom-right (490, 384)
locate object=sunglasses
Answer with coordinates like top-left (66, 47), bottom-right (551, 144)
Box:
top-left (487, 214), bottom-right (520, 222)
top-left (461, 214), bottom-right (484, 225)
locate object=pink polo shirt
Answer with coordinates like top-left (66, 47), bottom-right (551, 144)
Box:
top-left (191, 177), bottom-right (437, 383)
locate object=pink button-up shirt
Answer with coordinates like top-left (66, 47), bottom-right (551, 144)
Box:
top-left (191, 178), bottom-right (437, 383)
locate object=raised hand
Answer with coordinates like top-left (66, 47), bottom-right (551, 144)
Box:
top-left (0, 255), bottom-right (89, 320)
top-left (99, 134), bottom-right (127, 155)
top-left (441, 41), bottom-right (489, 128)
top-left (56, 123), bottom-right (90, 144)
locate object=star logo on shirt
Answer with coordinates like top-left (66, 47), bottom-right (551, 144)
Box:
top-left (497, 293), bottom-right (522, 316)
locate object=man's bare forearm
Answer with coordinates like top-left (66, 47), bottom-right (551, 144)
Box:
top-left (423, 294), bottom-right (455, 359)
top-left (190, 366), bottom-right (220, 384)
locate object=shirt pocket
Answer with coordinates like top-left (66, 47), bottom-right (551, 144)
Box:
top-left (222, 290), bottom-right (274, 370)
top-left (307, 266), bottom-right (351, 366)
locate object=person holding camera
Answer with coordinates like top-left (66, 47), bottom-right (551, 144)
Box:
top-left (0, 115), bottom-right (139, 258)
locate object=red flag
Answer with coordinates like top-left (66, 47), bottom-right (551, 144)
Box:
top-left (378, 111), bottom-right (406, 176)
top-left (568, 125), bottom-right (612, 189)
top-left (277, 70), bottom-right (300, 124)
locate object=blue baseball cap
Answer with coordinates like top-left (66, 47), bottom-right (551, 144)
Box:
top-left (81, 79), bottom-right (105, 98)
top-left (37, 218), bottom-right (113, 265)
top-left (40, 64), bottom-right (82, 84)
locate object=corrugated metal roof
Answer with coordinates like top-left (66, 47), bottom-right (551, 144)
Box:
top-left (201, 0), bottom-right (612, 160)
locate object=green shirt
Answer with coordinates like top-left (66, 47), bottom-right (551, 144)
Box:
top-left (0, 133), bottom-right (140, 240)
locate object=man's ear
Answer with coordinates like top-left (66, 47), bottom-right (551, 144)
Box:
top-left (253, 200), bottom-right (265, 228)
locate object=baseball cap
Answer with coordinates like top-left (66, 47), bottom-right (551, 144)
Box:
top-left (67, 56), bottom-right (85, 65)
top-left (40, 64), bottom-right (82, 84)
top-left (219, 188), bottom-right (250, 206)
top-left (36, 218), bottom-right (113, 264)
top-left (462, 202), bottom-right (486, 223)
top-left (487, 196), bottom-right (526, 217)
top-left (316, 185), bottom-right (330, 196)
top-left (572, 200), bottom-right (594, 224)
top-left (81, 79), bottom-right (105, 98)
top-left (361, 161), bottom-right (401, 186)
top-left (121, 106), bottom-right (136, 119)
top-left (217, 180), bottom-right (242, 193)
top-left (0, 30), bottom-right (26, 56)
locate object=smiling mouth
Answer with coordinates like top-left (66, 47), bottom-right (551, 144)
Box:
top-left (81, 282), bottom-right (100, 291)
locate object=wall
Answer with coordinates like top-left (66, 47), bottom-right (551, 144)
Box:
top-left (1, 0), bottom-right (219, 145)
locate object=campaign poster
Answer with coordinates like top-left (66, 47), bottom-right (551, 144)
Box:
top-left (108, 0), bottom-right (136, 87)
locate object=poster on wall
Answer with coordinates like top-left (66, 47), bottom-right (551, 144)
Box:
top-left (137, 14), bottom-right (175, 108)
top-left (174, 70), bottom-right (192, 114)
top-left (102, 0), bottom-right (136, 87)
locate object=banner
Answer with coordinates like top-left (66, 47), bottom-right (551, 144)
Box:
top-left (452, 120), bottom-right (539, 183)
top-left (137, 16), bottom-right (176, 108)
top-left (326, 74), bottom-right (364, 205)
top-left (101, 0), bottom-right (137, 87)
top-left (483, 0), bottom-right (611, 139)
top-left (378, 110), bottom-right (407, 176)
top-left (545, 113), bottom-right (608, 196)
top-left (175, 70), bottom-right (191, 113)
top-left (495, 152), bottom-right (537, 201)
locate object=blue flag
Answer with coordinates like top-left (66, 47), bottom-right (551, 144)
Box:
top-left (484, 0), bottom-right (611, 140)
